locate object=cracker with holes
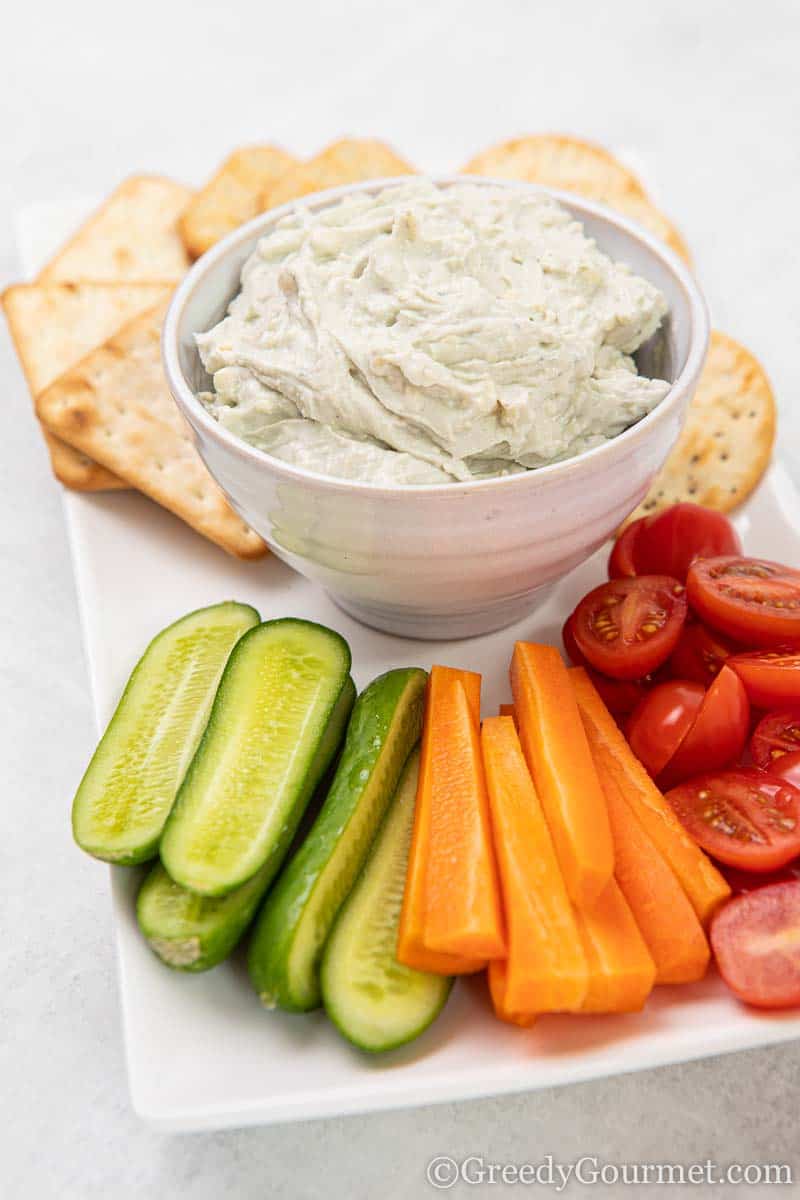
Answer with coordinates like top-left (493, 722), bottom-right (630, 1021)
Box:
top-left (626, 331), bottom-right (776, 522)
top-left (261, 138), bottom-right (415, 210)
top-left (35, 298), bottom-right (266, 559)
top-left (180, 146), bottom-right (297, 258)
top-left (3, 281), bottom-right (171, 490)
top-left (462, 134), bottom-right (690, 262)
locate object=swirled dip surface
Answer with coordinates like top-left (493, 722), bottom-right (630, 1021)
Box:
top-left (197, 181), bottom-right (670, 484)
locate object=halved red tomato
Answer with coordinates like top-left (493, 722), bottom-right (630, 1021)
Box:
top-left (561, 613), bottom-right (586, 666)
top-left (768, 749), bottom-right (800, 792)
top-left (711, 881), bottom-right (800, 1009)
top-left (668, 620), bottom-right (739, 685)
top-left (634, 503), bottom-right (741, 581)
top-left (608, 516), bottom-right (652, 578)
top-left (658, 666), bottom-right (750, 789)
top-left (572, 576), bottom-right (688, 681)
top-left (750, 710), bottom-right (800, 769)
top-left (626, 680), bottom-right (705, 777)
top-left (687, 557), bottom-right (800, 648)
top-left (720, 860), bottom-right (800, 896)
top-left (665, 770), bottom-right (800, 872)
top-left (728, 650), bottom-right (800, 708)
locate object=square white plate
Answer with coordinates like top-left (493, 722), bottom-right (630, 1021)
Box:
top-left (20, 202), bottom-right (800, 1133)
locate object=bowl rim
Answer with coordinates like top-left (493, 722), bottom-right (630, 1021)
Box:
top-left (162, 174), bottom-right (710, 498)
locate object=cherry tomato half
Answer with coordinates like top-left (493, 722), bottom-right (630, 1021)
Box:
top-left (626, 680), bottom-right (705, 777)
top-left (572, 576), bottom-right (688, 681)
top-left (728, 650), bottom-right (800, 708)
top-left (711, 881), bottom-right (800, 1009)
top-left (750, 710), bottom-right (800, 770)
top-left (561, 613), bottom-right (586, 666)
top-left (719, 860), bottom-right (800, 896)
top-left (634, 503), bottom-right (742, 582)
top-left (608, 516), bottom-right (652, 579)
top-left (665, 770), bottom-right (800, 872)
top-left (658, 666), bottom-right (749, 789)
top-left (768, 749), bottom-right (800, 792)
top-left (668, 620), bottom-right (740, 685)
top-left (687, 557), bottom-right (800, 648)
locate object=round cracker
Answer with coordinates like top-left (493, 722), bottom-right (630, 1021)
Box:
top-left (462, 134), bottom-right (691, 263)
top-left (463, 134), bottom-right (649, 204)
top-left (624, 331), bottom-right (776, 524)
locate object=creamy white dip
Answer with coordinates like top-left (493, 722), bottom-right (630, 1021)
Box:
top-left (197, 181), bottom-right (670, 485)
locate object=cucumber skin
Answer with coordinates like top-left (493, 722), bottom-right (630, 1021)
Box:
top-left (160, 619), bottom-right (352, 897)
top-left (247, 668), bottom-right (427, 1012)
top-left (321, 750), bottom-right (453, 1053)
top-left (72, 601), bottom-right (260, 866)
top-left (136, 679), bottom-right (356, 972)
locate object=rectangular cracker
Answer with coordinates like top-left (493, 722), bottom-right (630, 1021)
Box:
top-left (3, 282), bottom-right (171, 491)
top-left (36, 299), bottom-right (267, 560)
top-left (38, 175), bottom-right (192, 284)
top-left (180, 146), bottom-right (297, 258)
top-left (261, 138), bottom-right (415, 209)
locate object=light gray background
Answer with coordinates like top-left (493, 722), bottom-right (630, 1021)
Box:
top-left (2, 1), bottom-right (799, 1196)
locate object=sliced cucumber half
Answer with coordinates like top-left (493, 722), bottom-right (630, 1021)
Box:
top-left (160, 619), bottom-right (351, 896)
top-left (248, 667), bottom-right (427, 1012)
top-left (137, 679), bottom-right (356, 971)
top-left (321, 748), bottom-right (453, 1053)
top-left (72, 601), bottom-right (259, 865)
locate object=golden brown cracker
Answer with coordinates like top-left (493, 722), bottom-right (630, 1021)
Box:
top-left (38, 175), bottom-right (192, 284)
top-left (180, 146), bottom-right (297, 258)
top-left (463, 134), bottom-right (691, 263)
top-left (626, 331), bottom-right (776, 522)
top-left (262, 138), bottom-right (415, 210)
top-left (3, 281), bottom-right (170, 491)
top-left (36, 299), bottom-right (267, 559)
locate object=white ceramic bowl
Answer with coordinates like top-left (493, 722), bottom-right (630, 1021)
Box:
top-left (163, 177), bottom-right (709, 639)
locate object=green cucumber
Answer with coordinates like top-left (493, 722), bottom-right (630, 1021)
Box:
top-left (248, 667), bottom-right (427, 1012)
top-left (321, 748), bottom-right (452, 1052)
top-left (72, 601), bottom-right (260, 865)
top-left (136, 678), bottom-right (356, 971)
top-left (160, 619), bottom-right (351, 896)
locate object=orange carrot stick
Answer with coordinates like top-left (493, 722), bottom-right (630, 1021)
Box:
top-left (487, 960), bottom-right (537, 1028)
top-left (575, 879), bottom-right (656, 1012)
top-left (601, 768), bottom-right (710, 984)
top-left (510, 643), bottom-right (614, 909)
top-left (422, 679), bottom-right (505, 960)
top-left (569, 667), bottom-right (730, 927)
top-left (482, 716), bottom-right (587, 1015)
top-left (397, 667), bottom-right (484, 975)
top-left (498, 703), bottom-right (516, 721)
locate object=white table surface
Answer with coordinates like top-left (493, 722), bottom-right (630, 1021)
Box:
top-left (2, 1), bottom-right (799, 1195)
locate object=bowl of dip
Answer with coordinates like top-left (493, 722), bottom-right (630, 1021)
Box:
top-left (163, 177), bottom-right (708, 639)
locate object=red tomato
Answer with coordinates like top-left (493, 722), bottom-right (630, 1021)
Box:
top-left (626, 680), bottom-right (705, 777)
top-left (728, 650), bottom-right (800, 708)
top-left (750, 710), bottom-right (800, 769)
top-left (608, 516), bottom-right (651, 579)
top-left (711, 882), bottom-right (800, 1009)
top-left (769, 749), bottom-right (800, 792)
top-left (658, 666), bottom-right (750, 789)
top-left (720, 860), bottom-right (800, 895)
top-left (561, 613), bottom-right (586, 666)
top-left (572, 576), bottom-right (688, 681)
top-left (634, 503), bottom-right (742, 581)
top-left (687, 557), bottom-right (800, 648)
top-left (665, 770), bottom-right (800, 872)
top-left (587, 671), bottom-right (649, 719)
top-left (668, 620), bottom-right (739, 685)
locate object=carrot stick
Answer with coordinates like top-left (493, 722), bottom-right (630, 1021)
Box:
top-left (487, 960), bottom-right (537, 1028)
top-left (574, 879), bottom-right (656, 1012)
top-left (569, 667), bottom-right (730, 927)
top-left (601, 768), bottom-right (710, 984)
top-left (397, 666), bottom-right (484, 975)
top-left (498, 703), bottom-right (516, 721)
top-left (482, 717), bottom-right (588, 1016)
top-left (422, 679), bottom-right (505, 960)
top-left (510, 643), bottom-right (614, 908)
